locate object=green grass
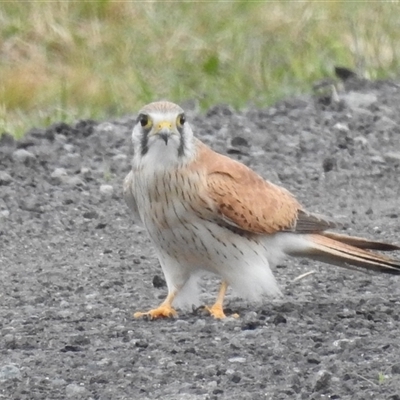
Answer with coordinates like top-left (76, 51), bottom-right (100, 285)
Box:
top-left (1, 1), bottom-right (400, 137)
top-left (378, 371), bottom-right (387, 385)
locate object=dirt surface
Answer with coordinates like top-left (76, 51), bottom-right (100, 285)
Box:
top-left (1, 78), bottom-right (400, 400)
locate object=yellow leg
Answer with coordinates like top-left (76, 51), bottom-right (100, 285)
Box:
top-left (206, 281), bottom-right (228, 319)
top-left (134, 290), bottom-right (177, 319)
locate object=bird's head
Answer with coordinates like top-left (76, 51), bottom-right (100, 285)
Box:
top-left (131, 101), bottom-right (195, 169)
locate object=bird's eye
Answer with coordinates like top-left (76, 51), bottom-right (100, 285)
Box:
top-left (138, 114), bottom-right (152, 129)
top-left (177, 114), bottom-right (186, 128)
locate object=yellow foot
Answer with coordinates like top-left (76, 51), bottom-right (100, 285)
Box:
top-left (205, 304), bottom-right (226, 319)
top-left (134, 305), bottom-right (177, 319)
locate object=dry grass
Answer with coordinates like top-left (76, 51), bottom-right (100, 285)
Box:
top-left (1, 1), bottom-right (399, 137)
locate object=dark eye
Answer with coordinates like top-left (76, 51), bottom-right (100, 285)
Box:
top-left (177, 114), bottom-right (186, 127)
top-left (138, 114), bottom-right (151, 128)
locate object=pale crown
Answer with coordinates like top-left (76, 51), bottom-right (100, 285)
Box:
top-left (131, 101), bottom-right (195, 170)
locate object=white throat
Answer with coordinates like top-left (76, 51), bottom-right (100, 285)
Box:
top-left (135, 139), bottom-right (181, 172)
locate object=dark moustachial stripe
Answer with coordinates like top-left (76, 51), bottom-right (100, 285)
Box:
top-left (140, 129), bottom-right (149, 156)
top-left (177, 123), bottom-right (185, 158)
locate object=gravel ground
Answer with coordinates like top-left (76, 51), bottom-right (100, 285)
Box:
top-left (1, 77), bottom-right (400, 400)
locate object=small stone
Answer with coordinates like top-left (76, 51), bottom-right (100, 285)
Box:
top-left (307, 354), bottom-right (321, 364)
top-left (55, 133), bottom-right (67, 144)
top-left (174, 319), bottom-right (189, 328)
top-left (72, 335), bottom-right (91, 346)
top-left (135, 340), bottom-right (149, 348)
top-left (384, 152), bottom-right (400, 163)
top-left (60, 300), bottom-right (69, 308)
top-left (228, 357), bottom-right (246, 363)
top-left (333, 122), bottom-right (349, 132)
top-left (3, 334), bottom-right (16, 347)
top-left (83, 210), bottom-right (99, 219)
top-left (61, 153), bottom-right (81, 168)
top-left (0, 171), bottom-right (12, 185)
top-left (370, 155), bottom-right (386, 164)
top-left (0, 364), bottom-right (21, 382)
top-left (51, 378), bottom-right (67, 387)
top-left (332, 338), bottom-right (355, 350)
top-left (65, 383), bottom-right (87, 398)
top-left (243, 311), bottom-right (258, 322)
top-left (112, 153), bottom-right (128, 162)
top-left (100, 184), bottom-right (114, 197)
top-left (231, 374), bottom-right (241, 383)
top-left (63, 144), bottom-right (75, 153)
top-left (229, 338), bottom-right (241, 349)
top-left (353, 135), bottom-right (369, 147)
top-left (222, 315), bottom-right (241, 324)
top-left (62, 176), bottom-right (86, 187)
top-left (152, 275), bottom-right (166, 288)
top-left (392, 364), bottom-right (400, 374)
top-left (193, 319), bottom-right (206, 329)
top-left (97, 358), bottom-right (111, 367)
top-left (51, 168), bottom-right (68, 180)
top-left (336, 130), bottom-right (353, 150)
top-left (57, 309), bottom-right (72, 319)
top-left (0, 210), bottom-right (10, 219)
top-left (313, 370), bottom-right (332, 392)
top-left (227, 135), bottom-right (251, 154)
top-left (80, 167), bottom-right (92, 178)
top-left (241, 320), bottom-right (261, 331)
top-left (299, 130), bottom-right (316, 152)
top-left (322, 157), bottom-right (336, 172)
top-left (342, 92), bottom-right (377, 109)
top-left (377, 116), bottom-right (397, 132)
top-left (230, 136), bottom-right (249, 147)
top-left (95, 122), bottom-right (114, 133)
top-left (373, 226), bottom-right (382, 234)
top-left (19, 198), bottom-right (43, 213)
top-left (12, 149), bottom-right (35, 164)
top-left (337, 308), bottom-right (355, 318)
top-left (1, 327), bottom-right (16, 335)
top-left (273, 314), bottom-right (287, 325)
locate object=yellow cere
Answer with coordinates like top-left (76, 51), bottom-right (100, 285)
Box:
top-left (157, 121), bottom-right (173, 131)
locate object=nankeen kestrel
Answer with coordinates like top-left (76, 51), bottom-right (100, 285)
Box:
top-left (123, 101), bottom-right (400, 319)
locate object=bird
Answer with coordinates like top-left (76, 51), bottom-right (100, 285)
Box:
top-left (123, 100), bottom-right (400, 319)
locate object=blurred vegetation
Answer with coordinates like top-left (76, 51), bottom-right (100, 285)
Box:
top-left (0, 1), bottom-right (399, 137)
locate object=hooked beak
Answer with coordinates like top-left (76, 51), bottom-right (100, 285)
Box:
top-left (159, 132), bottom-right (171, 145)
top-left (155, 121), bottom-right (173, 145)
